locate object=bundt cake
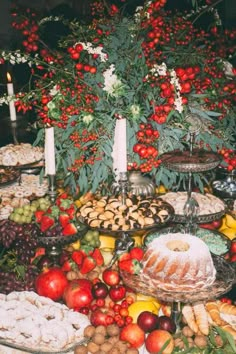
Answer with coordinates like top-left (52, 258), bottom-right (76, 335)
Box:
top-left (141, 233), bottom-right (216, 292)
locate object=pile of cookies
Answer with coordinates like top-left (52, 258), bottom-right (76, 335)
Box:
top-left (0, 174), bottom-right (48, 220)
top-left (0, 143), bottom-right (43, 167)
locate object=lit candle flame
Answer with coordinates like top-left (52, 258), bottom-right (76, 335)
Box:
top-left (7, 72), bottom-right (12, 83)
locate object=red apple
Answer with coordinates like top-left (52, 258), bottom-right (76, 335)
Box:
top-left (230, 253), bottom-right (236, 262)
top-left (200, 218), bottom-right (222, 230)
top-left (145, 329), bottom-right (174, 354)
top-left (91, 281), bottom-right (109, 299)
top-left (90, 307), bottom-right (115, 327)
top-left (120, 323), bottom-right (145, 348)
top-left (109, 284), bottom-right (126, 302)
top-left (230, 241), bottom-right (236, 255)
top-left (102, 268), bottom-right (120, 286)
top-left (137, 311), bottom-right (159, 333)
top-left (63, 279), bottom-right (93, 310)
top-left (157, 316), bottom-right (176, 334)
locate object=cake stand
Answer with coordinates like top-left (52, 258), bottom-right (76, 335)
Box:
top-left (120, 255), bottom-right (235, 330)
top-left (160, 132), bottom-right (222, 233)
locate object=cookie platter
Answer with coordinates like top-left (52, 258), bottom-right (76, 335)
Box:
top-left (160, 191), bottom-right (226, 223)
top-left (0, 174), bottom-right (48, 220)
top-left (0, 291), bottom-right (90, 354)
top-left (77, 194), bottom-right (174, 233)
top-left (0, 143), bottom-right (44, 168)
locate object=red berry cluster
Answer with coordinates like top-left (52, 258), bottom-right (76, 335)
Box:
top-left (218, 148), bottom-right (236, 171)
top-left (11, 8), bottom-right (39, 53)
top-left (131, 123), bottom-right (161, 173)
top-left (67, 44), bottom-right (98, 75)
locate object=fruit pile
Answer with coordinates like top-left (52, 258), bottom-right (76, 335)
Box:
top-left (34, 193), bottom-right (78, 236)
top-left (9, 197), bottom-right (51, 224)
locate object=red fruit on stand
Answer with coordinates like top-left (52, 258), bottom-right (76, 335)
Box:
top-left (120, 323), bottom-right (145, 348)
top-left (59, 213), bottom-right (70, 227)
top-left (63, 279), bottom-right (93, 310)
top-left (40, 215), bottom-right (54, 232)
top-left (62, 222), bottom-right (77, 236)
top-left (200, 219), bottom-right (222, 230)
top-left (91, 281), bottom-right (109, 299)
top-left (129, 247), bottom-right (144, 261)
top-left (229, 241), bottom-right (236, 255)
top-left (71, 250), bottom-right (84, 266)
top-left (118, 259), bottom-right (142, 274)
top-left (137, 311), bottom-right (159, 333)
top-left (102, 268), bottom-right (120, 286)
top-left (61, 259), bottom-right (77, 272)
top-left (80, 256), bottom-right (96, 274)
top-left (90, 307), bottom-right (115, 327)
top-left (92, 248), bottom-right (104, 266)
top-left (34, 210), bottom-right (45, 223)
top-left (109, 285), bottom-right (126, 302)
top-left (230, 253), bottom-right (236, 262)
top-left (145, 329), bottom-right (174, 354)
top-left (35, 267), bottom-right (68, 301)
top-left (157, 316), bottom-right (176, 334)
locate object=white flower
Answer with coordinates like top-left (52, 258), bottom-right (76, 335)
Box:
top-left (170, 69), bottom-right (183, 114)
top-left (174, 95), bottom-right (183, 114)
top-left (103, 64), bottom-right (123, 97)
top-left (75, 42), bottom-right (108, 62)
top-left (222, 60), bottom-right (234, 78)
top-left (130, 104), bottom-right (141, 118)
top-left (83, 114), bottom-right (93, 124)
top-left (170, 69), bottom-right (181, 91)
top-left (47, 101), bottom-right (56, 110)
top-left (150, 62), bottom-right (167, 76)
top-left (49, 85), bottom-right (60, 96)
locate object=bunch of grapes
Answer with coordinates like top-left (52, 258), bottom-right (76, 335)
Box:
top-left (0, 265), bottom-right (39, 294)
top-left (14, 235), bottom-right (38, 264)
top-left (0, 220), bottom-right (22, 248)
top-left (0, 220), bottom-right (40, 253)
top-left (9, 196), bottom-right (51, 224)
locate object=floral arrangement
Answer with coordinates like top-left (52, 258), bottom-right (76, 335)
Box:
top-left (0, 0), bottom-right (235, 195)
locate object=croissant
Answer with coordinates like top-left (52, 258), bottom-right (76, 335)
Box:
top-left (221, 324), bottom-right (236, 340)
top-left (182, 304), bottom-right (198, 333)
top-left (205, 301), bottom-right (225, 326)
top-left (217, 301), bottom-right (236, 316)
top-left (193, 302), bottom-right (209, 336)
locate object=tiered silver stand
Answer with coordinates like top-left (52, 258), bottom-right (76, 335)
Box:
top-left (140, 132), bottom-right (236, 330)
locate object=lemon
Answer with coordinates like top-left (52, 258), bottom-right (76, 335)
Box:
top-left (75, 199), bottom-right (82, 208)
top-left (128, 300), bottom-right (160, 323)
top-left (156, 184), bottom-right (167, 194)
top-left (132, 235), bottom-right (142, 246)
top-left (219, 216), bottom-right (227, 231)
top-left (220, 227), bottom-right (236, 240)
top-left (225, 214), bottom-right (236, 229)
top-left (99, 235), bottom-right (116, 249)
top-left (70, 239), bottom-right (81, 250)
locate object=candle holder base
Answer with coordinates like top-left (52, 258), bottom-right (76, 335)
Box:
top-left (47, 174), bottom-right (57, 203)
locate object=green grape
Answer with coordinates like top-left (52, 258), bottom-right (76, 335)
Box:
top-left (14, 207), bottom-right (24, 215)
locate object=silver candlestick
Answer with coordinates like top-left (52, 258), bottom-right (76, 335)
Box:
top-left (47, 174), bottom-right (57, 203)
top-left (118, 172), bottom-right (129, 205)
